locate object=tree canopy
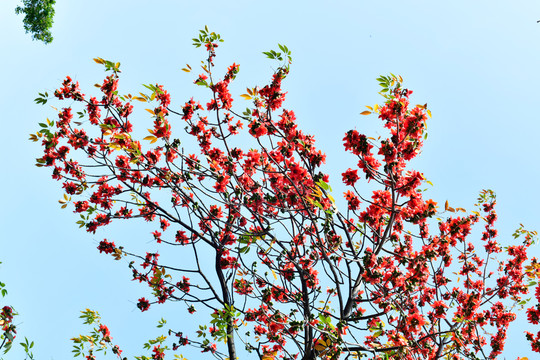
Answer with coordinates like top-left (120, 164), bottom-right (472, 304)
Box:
top-left (25, 27), bottom-right (540, 359)
top-left (15, 0), bottom-right (56, 44)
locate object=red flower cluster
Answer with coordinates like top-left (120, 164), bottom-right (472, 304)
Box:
top-left (97, 239), bottom-right (116, 254)
top-left (137, 297), bottom-right (150, 312)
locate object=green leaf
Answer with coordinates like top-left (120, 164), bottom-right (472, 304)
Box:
top-left (317, 180), bottom-right (329, 191)
top-left (157, 317), bottom-right (167, 328)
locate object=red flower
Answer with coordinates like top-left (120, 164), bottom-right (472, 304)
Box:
top-left (112, 345), bottom-right (122, 356)
top-left (407, 312), bottom-right (426, 333)
top-left (214, 175), bottom-right (230, 193)
top-left (343, 130), bottom-right (372, 156)
top-left (249, 120), bottom-right (268, 138)
top-left (137, 297), bottom-right (150, 312)
top-left (98, 324), bottom-right (111, 341)
top-left (152, 345), bottom-right (165, 360)
top-left (233, 279), bottom-right (254, 295)
top-left (528, 305), bottom-right (540, 325)
top-left (97, 239), bottom-right (116, 254)
top-left (431, 300), bottom-right (449, 319)
top-left (74, 201), bottom-right (89, 213)
top-left (342, 168), bottom-right (359, 186)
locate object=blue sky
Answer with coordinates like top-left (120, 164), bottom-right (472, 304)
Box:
top-left (2, 0), bottom-right (540, 358)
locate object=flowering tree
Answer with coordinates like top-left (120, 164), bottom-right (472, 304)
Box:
top-left (32, 27), bottom-right (540, 359)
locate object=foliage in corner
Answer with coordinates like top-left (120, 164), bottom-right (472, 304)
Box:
top-left (0, 262), bottom-right (35, 360)
top-left (15, 0), bottom-right (56, 44)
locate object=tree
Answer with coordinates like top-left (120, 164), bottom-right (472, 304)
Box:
top-left (15, 0), bottom-right (56, 44)
top-left (31, 27), bottom-right (540, 359)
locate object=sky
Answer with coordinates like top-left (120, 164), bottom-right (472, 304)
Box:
top-left (2, 0), bottom-right (540, 359)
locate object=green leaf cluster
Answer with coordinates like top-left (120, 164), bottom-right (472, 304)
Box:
top-left (262, 44), bottom-right (292, 65)
top-left (192, 25), bottom-right (224, 48)
top-left (15, 0), bottom-right (56, 44)
top-left (19, 338), bottom-right (35, 360)
top-left (93, 57), bottom-right (121, 74)
top-left (208, 304), bottom-right (240, 342)
top-left (376, 73), bottom-right (402, 95)
top-left (34, 92), bottom-right (48, 105)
